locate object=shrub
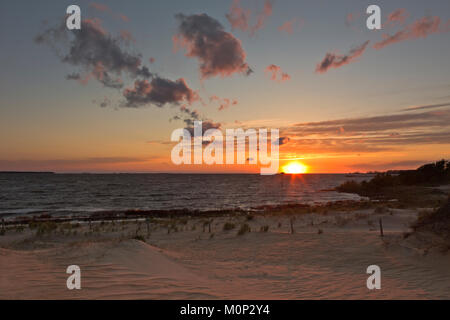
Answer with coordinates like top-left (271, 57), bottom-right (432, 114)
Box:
top-left (374, 206), bottom-right (389, 214)
top-left (337, 160), bottom-right (450, 196)
top-left (336, 180), bottom-right (361, 194)
top-left (36, 222), bottom-right (58, 236)
top-left (237, 223), bottom-right (251, 236)
top-left (412, 199), bottom-right (450, 238)
top-left (132, 235), bottom-right (146, 242)
top-left (223, 222), bottom-right (236, 231)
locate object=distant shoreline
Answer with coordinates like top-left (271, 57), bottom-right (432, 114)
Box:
top-left (0, 171), bottom-right (375, 175)
top-left (0, 171), bottom-right (55, 174)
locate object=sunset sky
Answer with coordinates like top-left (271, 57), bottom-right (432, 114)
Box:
top-left (1, 0), bottom-right (450, 173)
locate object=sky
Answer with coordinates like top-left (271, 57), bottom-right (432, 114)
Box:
top-left (0, 0), bottom-right (450, 173)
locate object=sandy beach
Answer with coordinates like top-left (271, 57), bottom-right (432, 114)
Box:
top-left (2, 203), bottom-right (450, 299)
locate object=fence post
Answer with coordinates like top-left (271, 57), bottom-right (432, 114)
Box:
top-left (379, 218), bottom-right (384, 237)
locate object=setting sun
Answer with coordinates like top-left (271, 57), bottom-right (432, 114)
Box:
top-left (281, 161), bottom-right (309, 174)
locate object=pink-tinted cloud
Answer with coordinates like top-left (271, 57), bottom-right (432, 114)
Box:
top-left (384, 9), bottom-right (409, 27)
top-left (226, 0), bottom-right (250, 32)
top-left (210, 95), bottom-right (238, 111)
top-left (278, 18), bottom-right (304, 34)
top-left (374, 16), bottom-right (444, 50)
top-left (89, 2), bottom-right (129, 23)
top-left (315, 41), bottom-right (370, 74)
top-left (89, 2), bottom-right (109, 12)
top-left (119, 14), bottom-right (129, 23)
top-left (265, 64), bottom-right (291, 82)
top-left (251, 0), bottom-right (272, 35)
top-left (120, 30), bottom-right (135, 44)
top-left (226, 0), bottom-right (273, 36)
top-left (281, 73), bottom-right (291, 81)
top-left (174, 13), bottom-right (252, 79)
top-left (345, 12), bottom-right (360, 27)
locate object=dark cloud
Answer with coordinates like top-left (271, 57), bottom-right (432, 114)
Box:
top-left (288, 109), bottom-right (450, 136)
top-left (174, 13), bottom-right (252, 79)
top-left (123, 78), bottom-right (198, 108)
top-left (66, 73), bottom-right (81, 80)
top-left (94, 97), bottom-right (111, 108)
top-left (349, 160), bottom-right (433, 171)
top-left (172, 105), bottom-right (201, 127)
top-left (280, 109), bottom-right (450, 154)
top-left (174, 105), bottom-right (221, 137)
top-left (273, 137), bottom-right (290, 146)
top-left (316, 41), bottom-right (370, 74)
top-left (402, 102), bottom-right (450, 112)
top-left (184, 120), bottom-right (222, 137)
top-left (146, 140), bottom-right (174, 145)
top-left (37, 18), bottom-right (204, 111)
top-left (35, 18), bottom-right (151, 89)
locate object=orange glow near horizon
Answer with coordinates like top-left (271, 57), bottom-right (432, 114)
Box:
top-left (281, 161), bottom-right (309, 174)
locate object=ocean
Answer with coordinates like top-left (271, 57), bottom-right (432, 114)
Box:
top-left (0, 173), bottom-right (370, 218)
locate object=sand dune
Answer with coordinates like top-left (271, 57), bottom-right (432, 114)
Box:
top-left (1, 208), bottom-right (450, 299)
top-left (1, 240), bottom-right (216, 299)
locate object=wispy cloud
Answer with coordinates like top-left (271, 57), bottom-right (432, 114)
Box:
top-left (279, 109), bottom-right (450, 154)
top-left (35, 18), bottom-right (151, 89)
top-left (210, 95), bottom-right (238, 111)
top-left (401, 102), bottom-right (450, 112)
top-left (0, 157), bottom-right (151, 169)
top-left (278, 18), bottom-right (304, 34)
top-left (349, 159), bottom-right (432, 171)
top-left (265, 64), bottom-right (291, 82)
top-left (226, 0), bottom-right (250, 32)
top-left (289, 110), bottom-right (450, 135)
top-left (226, 0), bottom-right (273, 36)
top-left (384, 8), bottom-right (409, 27)
top-left (89, 2), bottom-right (129, 22)
top-left (374, 16), bottom-right (445, 50)
top-left (315, 41), bottom-right (370, 74)
top-left (345, 12), bottom-right (360, 27)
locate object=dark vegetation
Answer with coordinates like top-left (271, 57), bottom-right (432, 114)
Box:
top-left (337, 160), bottom-right (450, 239)
top-left (223, 222), bottom-right (236, 231)
top-left (337, 160), bottom-right (450, 207)
top-left (412, 198), bottom-right (450, 239)
top-left (237, 223), bottom-right (251, 236)
top-left (132, 234), bottom-right (146, 242)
